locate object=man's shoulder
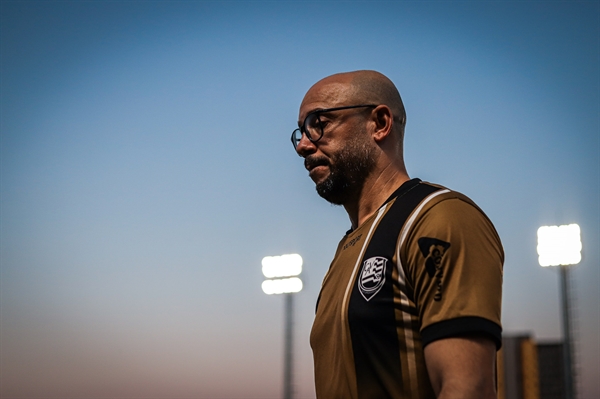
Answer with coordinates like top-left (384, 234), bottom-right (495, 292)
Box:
top-left (405, 181), bottom-right (502, 253)
top-left (416, 181), bottom-right (485, 214)
top-left (379, 179), bottom-right (489, 231)
top-left (396, 180), bottom-right (500, 244)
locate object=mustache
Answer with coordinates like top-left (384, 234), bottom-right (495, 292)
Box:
top-left (304, 155), bottom-right (330, 171)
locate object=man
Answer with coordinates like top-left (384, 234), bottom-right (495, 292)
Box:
top-left (292, 70), bottom-right (503, 399)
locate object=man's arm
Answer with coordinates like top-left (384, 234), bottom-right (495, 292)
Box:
top-left (424, 335), bottom-right (497, 399)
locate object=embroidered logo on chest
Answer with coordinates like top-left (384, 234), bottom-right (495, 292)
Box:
top-left (358, 256), bottom-right (387, 301)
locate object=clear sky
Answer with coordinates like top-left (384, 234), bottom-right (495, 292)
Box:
top-left (1, 1), bottom-right (598, 398)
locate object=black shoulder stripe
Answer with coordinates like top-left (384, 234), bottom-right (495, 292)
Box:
top-left (348, 180), bottom-right (442, 398)
top-left (365, 181), bottom-right (440, 259)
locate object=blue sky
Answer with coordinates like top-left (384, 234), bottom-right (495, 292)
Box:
top-left (1, 1), bottom-right (598, 398)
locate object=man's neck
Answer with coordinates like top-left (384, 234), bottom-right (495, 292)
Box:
top-left (344, 168), bottom-right (410, 230)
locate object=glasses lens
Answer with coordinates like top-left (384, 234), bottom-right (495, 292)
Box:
top-left (292, 129), bottom-right (302, 149)
top-left (304, 114), bottom-right (322, 142)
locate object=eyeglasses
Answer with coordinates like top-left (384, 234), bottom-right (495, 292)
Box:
top-left (291, 104), bottom-right (377, 149)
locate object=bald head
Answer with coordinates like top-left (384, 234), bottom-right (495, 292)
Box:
top-left (303, 70), bottom-right (406, 136)
top-left (296, 70), bottom-right (410, 221)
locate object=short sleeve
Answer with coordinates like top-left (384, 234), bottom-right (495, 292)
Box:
top-left (401, 196), bottom-right (504, 348)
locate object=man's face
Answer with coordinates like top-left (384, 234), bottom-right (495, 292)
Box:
top-left (309, 133), bottom-right (377, 205)
top-left (296, 82), bottom-right (377, 205)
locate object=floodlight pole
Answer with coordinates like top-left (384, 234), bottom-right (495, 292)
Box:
top-left (537, 224), bottom-right (581, 399)
top-left (559, 264), bottom-right (574, 399)
top-left (261, 254), bottom-right (302, 399)
top-left (283, 293), bottom-right (294, 399)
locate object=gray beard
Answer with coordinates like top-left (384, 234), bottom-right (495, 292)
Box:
top-left (316, 139), bottom-right (377, 206)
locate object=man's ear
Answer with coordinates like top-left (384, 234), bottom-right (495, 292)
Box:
top-left (371, 105), bottom-right (394, 143)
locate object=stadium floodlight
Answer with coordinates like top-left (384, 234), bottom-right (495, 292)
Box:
top-left (261, 277), bottom-right (303, 295)
top-left (261, 254), bottom-right (303, 399)
top-left (537, 224), bottom-right (581, 399)
top-left (537, 224), bottom-right (582, 267)
top-left (262, 254), bottom-right (303, 279)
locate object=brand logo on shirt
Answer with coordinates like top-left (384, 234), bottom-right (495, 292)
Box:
top-left (358, 256), bottom-right (387, 301)
top-left (418, 237), bottom-right (451, 301)
top-left (343, 233), bottom-right (362, 250)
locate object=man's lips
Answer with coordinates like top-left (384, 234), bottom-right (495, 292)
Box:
top-left (304, 156), bottom-right (329, 172)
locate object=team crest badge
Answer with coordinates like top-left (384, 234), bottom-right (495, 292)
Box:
top-left (358, 256), bottom-right (387, 301)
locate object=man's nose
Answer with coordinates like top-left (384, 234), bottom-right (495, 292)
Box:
top-left (295, 132), bottom-right (317, 157)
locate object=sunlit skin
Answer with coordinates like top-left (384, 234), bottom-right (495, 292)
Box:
top-left (295, 72), bottom-right (410, 229)
top-left (296, 70), bottom-right (498, 398)
top-left (424, 336), bottom-right (497, 399)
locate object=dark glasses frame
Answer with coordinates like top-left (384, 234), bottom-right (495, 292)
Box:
top-left (291, 104), bottom-right (378, 149)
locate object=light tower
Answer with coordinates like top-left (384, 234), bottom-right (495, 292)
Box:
top-left (537, 223), bottom-right (582, 399)
top-left (261, 254), bottom-right (303, 399)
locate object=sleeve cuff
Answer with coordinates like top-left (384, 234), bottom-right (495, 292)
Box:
top-left (421, 316), bottom-right (502, 349)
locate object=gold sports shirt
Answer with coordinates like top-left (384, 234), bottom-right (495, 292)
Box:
top-left (310, 179), bottom-right (504, 399)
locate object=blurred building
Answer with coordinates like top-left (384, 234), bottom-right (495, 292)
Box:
top-left (537, 343), bottom-right (566, 399)
top-left (497, 334), bottom-right (568, 399)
